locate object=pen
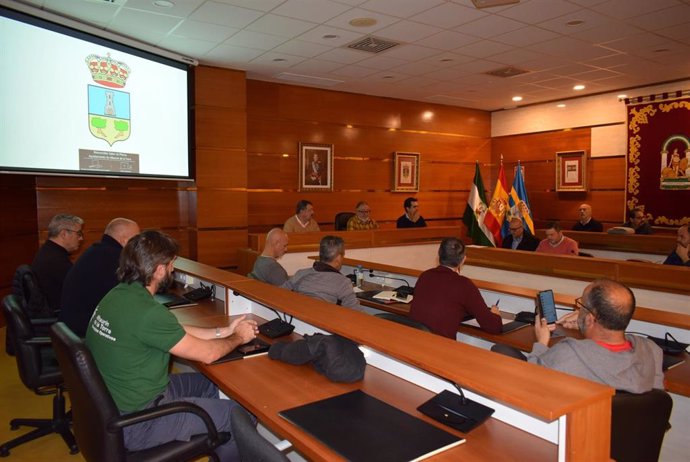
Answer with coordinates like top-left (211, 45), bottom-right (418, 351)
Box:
top-left (495, 299), bottom-right (500, 306)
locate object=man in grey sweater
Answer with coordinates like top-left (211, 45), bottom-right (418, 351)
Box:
top-left (526, 279), bottom-right (664, 393)
top-left (249, 228), bottom-right (289, 286)
top-left (282, 235), bottom-right (361, 311)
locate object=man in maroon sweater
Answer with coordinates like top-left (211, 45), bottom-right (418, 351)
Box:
top-left (410, 237), bottom-right (502, 338)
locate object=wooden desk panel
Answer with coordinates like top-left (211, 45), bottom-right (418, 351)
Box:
top-left (201, 355), bottom-right (557, 462)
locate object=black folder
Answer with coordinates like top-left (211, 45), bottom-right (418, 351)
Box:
top-left (279, 390), bottom-right (464, 461)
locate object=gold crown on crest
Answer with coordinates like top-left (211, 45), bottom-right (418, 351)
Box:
top-left (85, 53), bottom-right (131, 89)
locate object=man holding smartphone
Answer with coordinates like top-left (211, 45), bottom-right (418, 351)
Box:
top-left (526, 279), bottom-right (663, 393)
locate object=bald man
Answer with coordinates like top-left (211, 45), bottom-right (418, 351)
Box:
top-left (527, 279), bottom-right (663, 393)
top-left (59, 218), bottom-right (140, 337)
top-left (572, 203), bottom-right (603, 232)
top-left (249, 228), bottom-right (289, 286)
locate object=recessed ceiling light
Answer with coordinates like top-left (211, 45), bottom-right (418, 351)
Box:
top-left (654, 48), bottom-right (670, 53)
top-left (440, 58), bottom-right (453, 62)
top-left (388, 128), bottom-right (396, 132)
top-left (153, 0), bottom-right (175, 7)
top-left (617, 94), bottom-right (627, 99)
top-left (272, 58), bottom-right (286, 62)
top-left (281, 153), bottom-right (289, 158)
top-left (346, 124), bottom-right (353, 128)
top-left (422, 111), bottom-right (434, 121)
top-left (349, 18), bottom-right (377, 27)
top-left (512, 96), bottom-right (523, 102)
top-left (557, 103), bottom-right (566, 108)
top-left (322, 34), bottom-right (339, 39)
top-left (382, 75), bottom-right (394, 79)
top-left (573, 84), bottom-right (585, 91)
top-left (566, 20), bottom-right (584, 26)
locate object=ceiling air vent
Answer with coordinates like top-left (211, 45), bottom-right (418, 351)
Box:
top-left (471, 0), bottom-right (520, 9)
top-left (484, 66), bottom-right (529, 78)
top-left (347, 36), bottom-right (399, 54)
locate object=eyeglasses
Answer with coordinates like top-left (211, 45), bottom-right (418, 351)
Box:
top-left (65, 229), bottom-right (84, 238)
top-left (575, 297), bottom-right (596, 318)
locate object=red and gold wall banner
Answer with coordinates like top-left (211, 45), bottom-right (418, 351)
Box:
top-left (626, 91), bottom-right (690, 227)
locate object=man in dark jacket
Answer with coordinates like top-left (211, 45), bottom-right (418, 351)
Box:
top-left (501, 218), bottom-right (539, 251)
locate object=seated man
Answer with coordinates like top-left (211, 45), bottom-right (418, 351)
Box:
top-left (249, 228), bottom-right (289, 286)
top-left (31, 213), bottom-right (84, 313)
top-left (572, 204), bottom-right (603, 232)
top-left (410, 237), bottom-right (502, 338)
top-left (283, 200), bottom-right (320, 233)
top-left (526, 279), bottom-right (664, 393)
top-left (622, 207), bottom-right (653, 234)
top-left (501, 218), bottom-right (539, 251)
top-left (282, 235), bottom-right (362, 311)
top-left (536, 221), bottom-right (579, 256)
top-left (347, 201), bottom-right (379, 231)
top-left (396, 197), bottom-right (427, 228)
top-left (663, 224), bottom-right (690, 266)
top-left (60, 218), bottom-right (140, 337)
top-left (86, 230), bottom-right (258, 460)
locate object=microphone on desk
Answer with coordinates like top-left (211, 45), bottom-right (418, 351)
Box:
top-left (368, 271), bottom-right (414, 297)
top-left (417, 382), bottom-right (495, 434)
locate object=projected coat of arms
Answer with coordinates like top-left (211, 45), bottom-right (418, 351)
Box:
top-left (85, 53), bottom-right (131, 146)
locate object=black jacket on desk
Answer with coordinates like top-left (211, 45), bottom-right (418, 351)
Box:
top-left (31, 239), bottom-right (72, 315)
top-left (572, 218), bottom-right (603, 232)
top-left (501, 232), bottom-right (540, 251)
top-left (59, 234), bottom-right (122, 337)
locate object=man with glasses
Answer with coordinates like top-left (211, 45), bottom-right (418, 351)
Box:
top-left (31, 213), bottom-right (85, 313)
top-left (622, 207), bottom-right (653, 234)
top-left (347, 201), bottom-right (379, 231)
top-left (501, 217), bottom-right (539, 251)
top-left (527, 279), bottom-right (663, 393)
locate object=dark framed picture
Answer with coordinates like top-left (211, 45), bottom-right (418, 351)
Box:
top-left (299, 142), bottom-right (333, 192)
top-left (393, 152), bottom-right (420, 192)
top-left (556, 150), bottom-right (587, 192)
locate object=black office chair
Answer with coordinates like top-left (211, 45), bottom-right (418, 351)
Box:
top-left (375, 312), bottom-right (431, 332)
top-left (49, 322), bottom-right (231, 462)
top-left (334, 212), bottom-right (355, 231)
top-left (611, 389), bottom-right (672, 462)
top-left (231, 406), bottom-right (289, 462)
top-left (6, 265), bottom-right (57, 356)
top-left (0, 295), bottom-right (77, 457)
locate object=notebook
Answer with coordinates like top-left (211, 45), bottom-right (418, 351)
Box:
top-left (211, 338), bottom-right (270, 365)
top-left (461, 317), bottom-right (529, 334)
top-left (279, 389), bottom-right (464, 462)
top-left (662, 354), bottom-right (686, 371)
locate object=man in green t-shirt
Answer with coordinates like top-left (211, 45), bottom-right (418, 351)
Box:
top-left (86, 230), bottom-right (257, 460)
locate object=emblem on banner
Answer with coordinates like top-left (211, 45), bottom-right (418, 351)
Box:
top-left (660, 136), bottom-right (690, 190)
top-left (85, 54), bottom-right (131, 146)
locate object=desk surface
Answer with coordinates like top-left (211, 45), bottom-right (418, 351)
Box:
top-left (356, 290), bottom-right (690, 398)
top-left (172, 305), bottom-right (557, 462)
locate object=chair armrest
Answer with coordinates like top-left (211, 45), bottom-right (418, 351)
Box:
top-left (107, 402), bottom-right (220, 440)
top-left (25, 337), bottom-right (52, 346)
top-left (30, 317), bottom-right (58, 327)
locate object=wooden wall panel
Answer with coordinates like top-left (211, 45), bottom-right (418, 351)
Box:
top-left (247, 80), bottom-right (492, 232)
top-left (492, 127), bottom-right (627, 230)
top-left (197, 230), bottom-right (248, 268)
top-left (194, 66), bottom-right (248, 267)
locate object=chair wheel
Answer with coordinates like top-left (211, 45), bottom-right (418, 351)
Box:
top-left (9, 424), bottom-right (18, 431)
top-left (69, 445), bottom-right (79, 455)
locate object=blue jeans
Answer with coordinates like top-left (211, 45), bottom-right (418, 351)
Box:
top-left (123, 373), bottom-right (242, 461)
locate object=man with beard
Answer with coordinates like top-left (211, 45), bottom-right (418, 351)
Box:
top-left (525, 279), bottom-right (663, 393)
top-left (86, 230), bottom-right (258, 460)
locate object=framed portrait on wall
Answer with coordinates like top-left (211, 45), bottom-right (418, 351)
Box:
top-left (299, 142), bottom-right (333, 192)
top-left (393, 152), bottom-right (420, 192)
top-left (556, 150), bottom-right (587, 192)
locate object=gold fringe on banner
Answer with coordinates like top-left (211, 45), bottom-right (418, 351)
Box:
top-left (625, 89), bottom-right (690, 105)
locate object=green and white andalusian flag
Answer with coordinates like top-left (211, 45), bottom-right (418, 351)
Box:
top-left (462, 162), bottom-right (495, 247)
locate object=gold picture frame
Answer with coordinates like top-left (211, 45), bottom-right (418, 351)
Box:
top-left (299, 142), bottom-right (333, 192)
top-left (556, 150), bottom-right (587, 192)
top-left (393, 152), bottom-right (420, 192)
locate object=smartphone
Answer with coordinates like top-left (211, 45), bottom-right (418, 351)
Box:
top-left (237, 340), bottom-right (269, 355)
top-left (536, 290), bottom-right (558, 324)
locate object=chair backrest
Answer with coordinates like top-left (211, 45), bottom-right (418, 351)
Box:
top-left (375, 312), bottom-right (431, 332)
top-left (2, 295), bottom-right (60, 391)
top-left (12, 264), bottom-right (52, 318)
top-left (50, 322), bottom-right (127, 462)
top-left (611, 389), bottom-right (673, 462)
top-left (230, 406), bottom-right (289, 462)
top-left (334, 212), bottom-right (354, 231)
